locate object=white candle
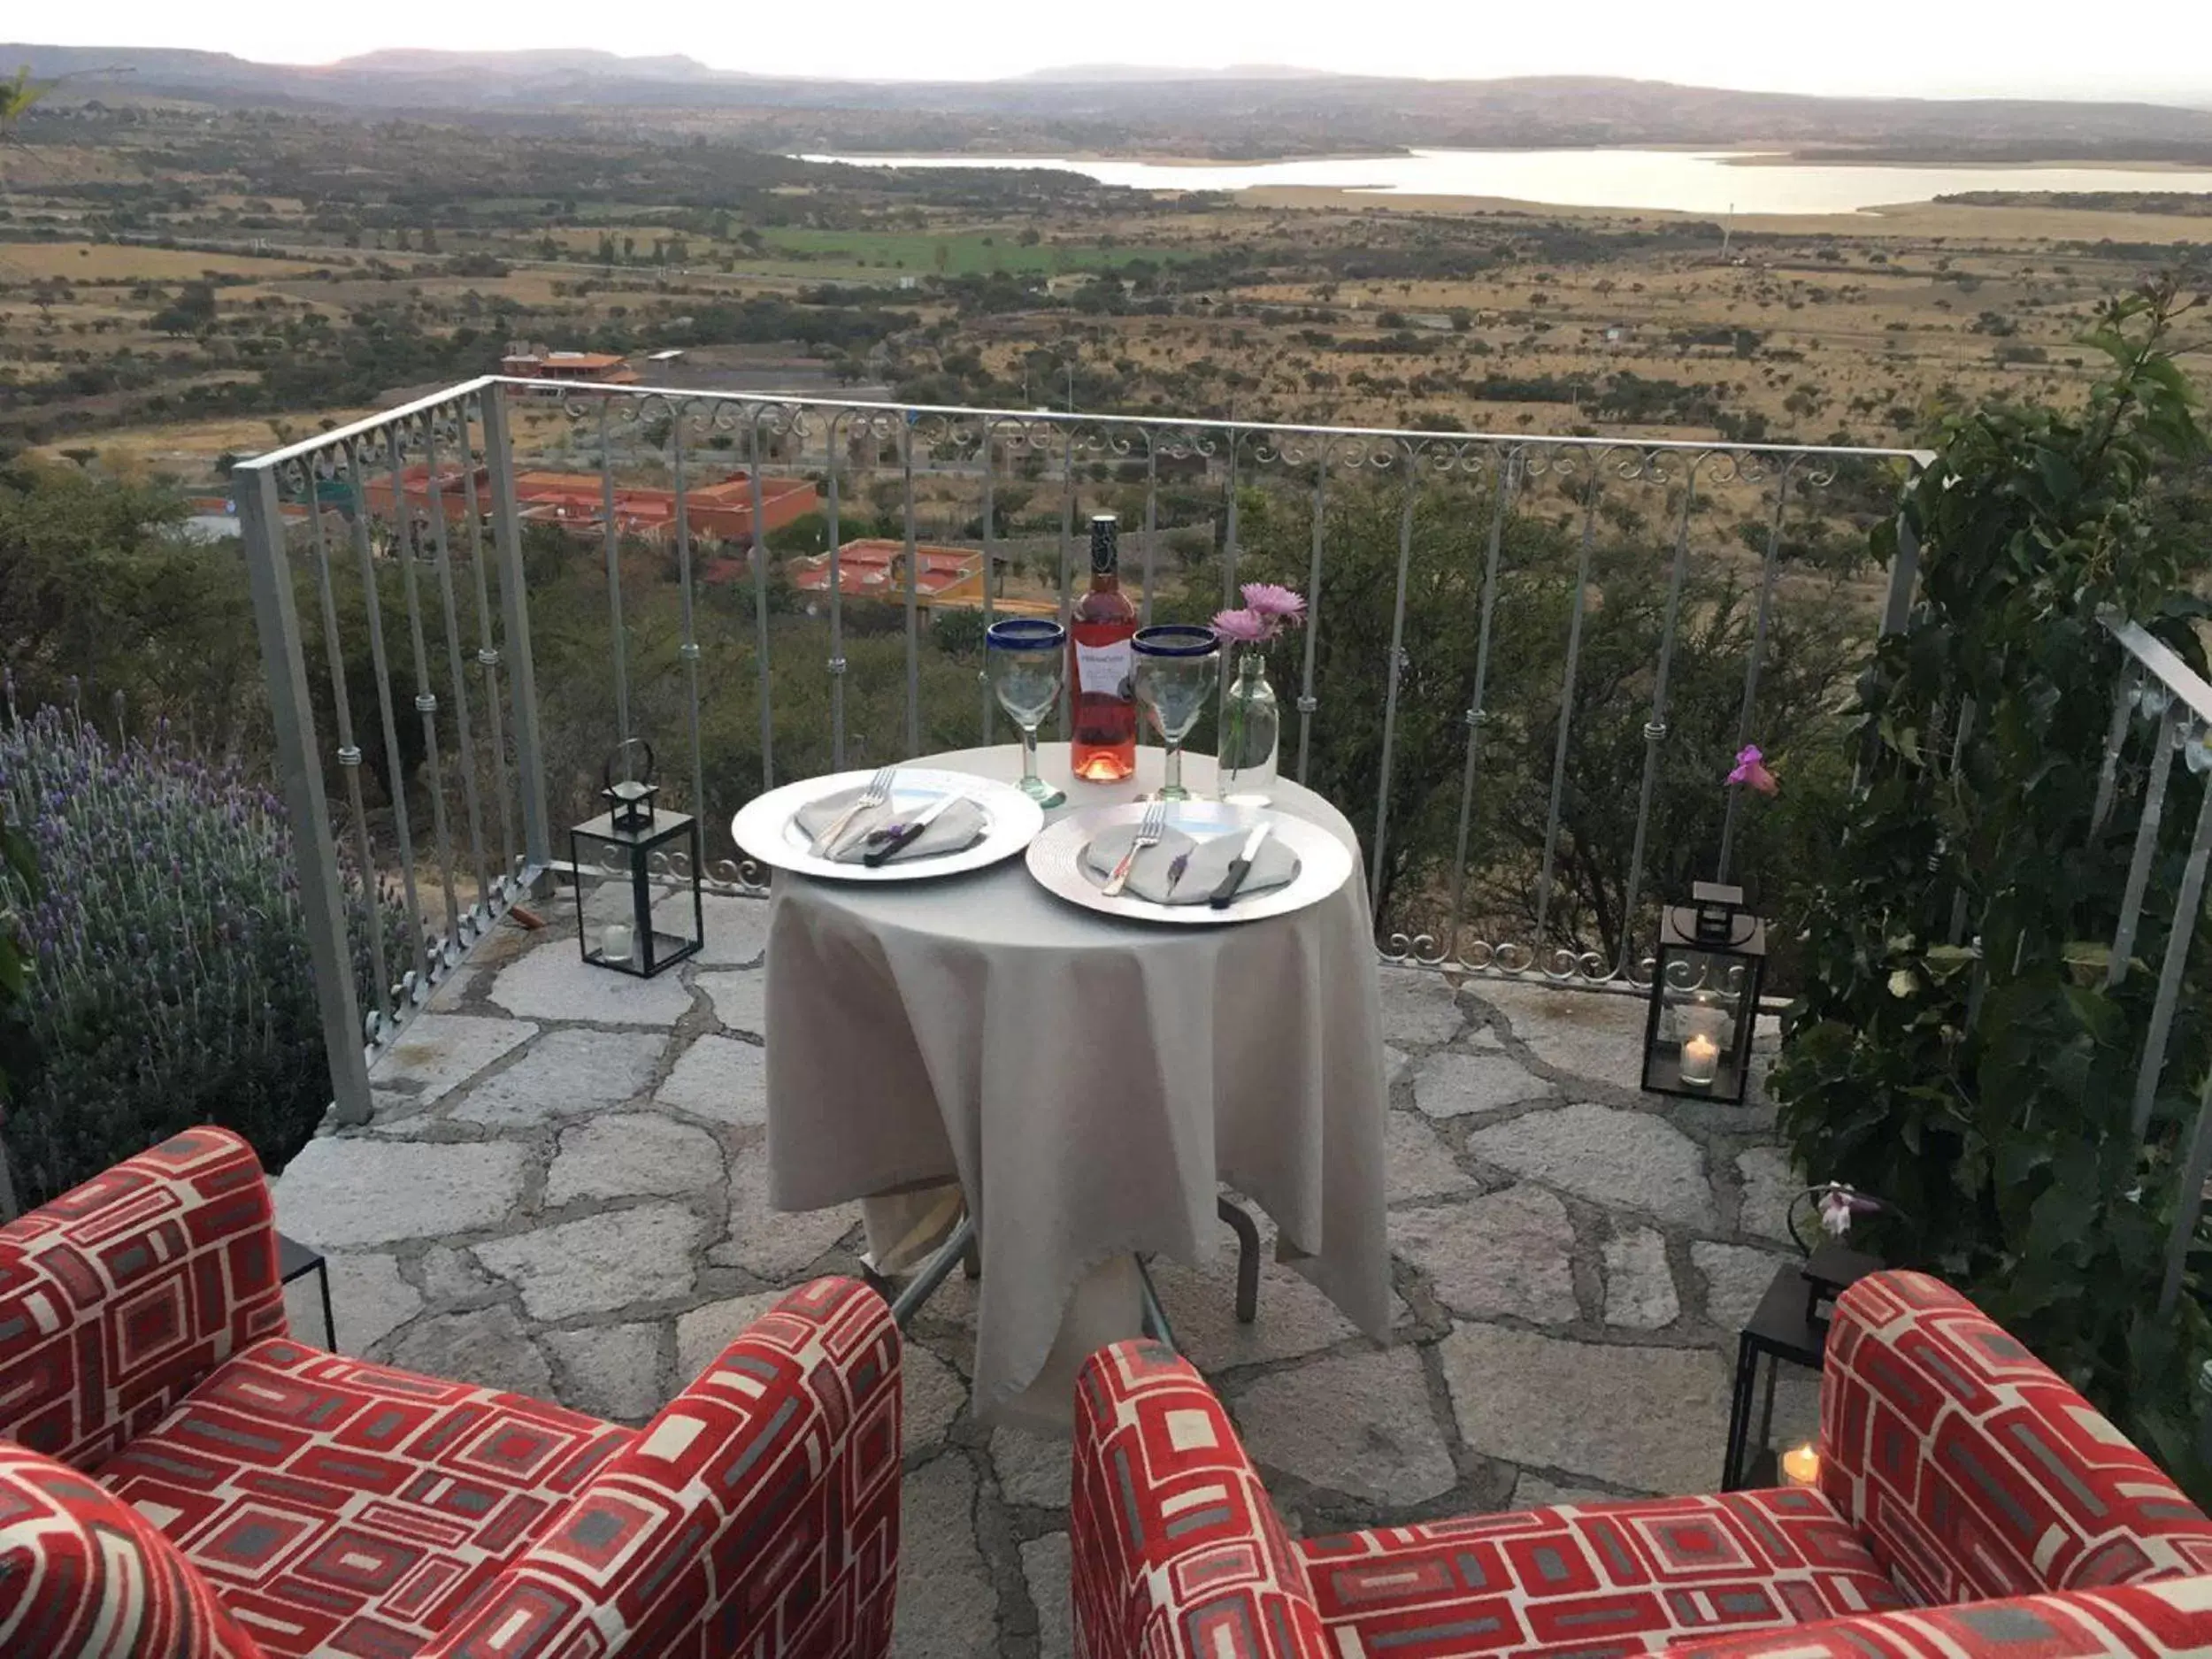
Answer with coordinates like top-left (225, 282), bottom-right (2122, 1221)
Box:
top-left (601, 922), bottom-right (634, 965)
top-left (1680, 1031), bottom-right (1721, 1087)
top-left (1782, 1442), bottom-right (1821, 1488)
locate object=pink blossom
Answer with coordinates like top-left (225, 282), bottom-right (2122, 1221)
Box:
top-left (1210, 608), bottom-right (1271, 644)
top-left (1816, 1183), bottom-right (1881, 1239)
top-left (1240, 582), bottom-right (1307, 625)
top-left (1726, 743), bottom-right (1779, 796)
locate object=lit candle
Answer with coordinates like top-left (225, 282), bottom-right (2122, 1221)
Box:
top-left (1781, 1442), bottom-right (1821, 1488)
top-left (1680, 1031), bottom-right (1721, 1087)
top-left (601, 922), bottom-right (634, 965)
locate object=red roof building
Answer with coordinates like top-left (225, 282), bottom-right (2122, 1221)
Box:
top-left (784, 541), bottom-right (1058, 617)
top-left (500, 349), bottom-right (641, 386)
top-left (359, 466), bottom-right (818, 549)
top-left (788, 541), bottom-right (983, 602)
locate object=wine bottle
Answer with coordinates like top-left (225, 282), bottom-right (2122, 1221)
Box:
top-left (1070, 513), bottom-right (1138, 782)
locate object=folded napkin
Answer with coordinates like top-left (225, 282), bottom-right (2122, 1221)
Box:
top-left (794, 785), bottom-right (989, 865)
top-left (1081, 823), bottom-right (1302, 906)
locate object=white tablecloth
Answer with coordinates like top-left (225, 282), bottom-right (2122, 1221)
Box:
top-left (763, 742), bottom-right (1390, 1428)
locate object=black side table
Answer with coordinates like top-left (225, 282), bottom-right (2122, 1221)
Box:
top-left (278, 1231), bottom-right (337, 1351)
top-left (1721, 1244), bottom-right (1880, 1490)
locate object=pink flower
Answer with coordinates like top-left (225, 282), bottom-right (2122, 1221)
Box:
top-left (1211, 608), bottom-right (1271, 644)
top-left (1240, 582), bottom-right (1307, 625)
top-left (1726, 743), bottom-right (1779, 796)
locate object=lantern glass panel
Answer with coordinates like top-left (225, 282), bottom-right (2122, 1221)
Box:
top-left (570, 809), bottom-right (703, 979)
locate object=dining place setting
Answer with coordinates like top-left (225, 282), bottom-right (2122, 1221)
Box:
top-left (737, 525), bottom-right (1391, 1432)
top-left (730, 585), bottom-right (1353, 926)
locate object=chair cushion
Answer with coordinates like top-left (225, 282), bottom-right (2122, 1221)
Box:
top-left (94, 1336), bottom-right (634, 1659)
top-left (1301, 1489), bottom-right (1908, 1659)
top-left (0, 1439), bottom-right (265, 1657)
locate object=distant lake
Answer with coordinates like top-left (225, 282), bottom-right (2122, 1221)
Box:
top-left (802, 148), bottom-right (2212, 218)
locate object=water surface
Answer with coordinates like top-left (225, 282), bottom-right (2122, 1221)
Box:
top-left (803, 148), bottom-right (2212, 217)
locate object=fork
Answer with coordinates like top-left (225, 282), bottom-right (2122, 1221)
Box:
top-left (810, 766), bottom-right (895, 857)
top-left (1102, 801), bottom-right (1167, 898)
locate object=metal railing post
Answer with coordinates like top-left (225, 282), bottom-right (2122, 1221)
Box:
top-left (237, 463), bottom-right (373, 1126)
top-left (1878, 456), bottom-right (1934, 636)
top-left (480, 384), bottom-right (551, 871)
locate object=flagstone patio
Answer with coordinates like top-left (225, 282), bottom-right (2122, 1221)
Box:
top-left (271, 895), bottom-right (1814, 1659)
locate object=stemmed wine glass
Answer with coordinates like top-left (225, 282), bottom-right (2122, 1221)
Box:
top-left (1133, 625), bottom-right (1221, 802)
top-left (986, 618), bottom-right (1067, 808)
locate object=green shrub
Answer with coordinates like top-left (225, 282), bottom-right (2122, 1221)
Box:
top-left (931, 607), bottom-right (987, 657)
top-left (1771, 280), bottom-right (2212, 1494)
top-left (0, 695), bottom-right (408, 1207)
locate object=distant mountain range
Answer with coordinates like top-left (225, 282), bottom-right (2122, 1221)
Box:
top-left (8, 43), bottom-right (2212, 162)
top-left (339, 48), bottom-right (724, 80)
top-left (1011, 63), bottom-right (1340, 83)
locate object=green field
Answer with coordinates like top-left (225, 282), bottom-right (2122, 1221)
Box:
top-left (757, 228), bottom-right (1187, 276)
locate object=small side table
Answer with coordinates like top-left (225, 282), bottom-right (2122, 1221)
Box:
top-left (1721, 1244), bottom-right (1880, 1490)
top-left (278, 1231), bottom-right (336, 1351)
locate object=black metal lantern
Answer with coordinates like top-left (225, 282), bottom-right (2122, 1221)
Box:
top-left (572, 740), bottom-right (702, 979)
top-left (1641, 881), bottom-right (1767, 1103)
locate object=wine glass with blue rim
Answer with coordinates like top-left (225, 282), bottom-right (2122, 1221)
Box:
top-left (986, 618), bottom-right (1068, 808)
top-left (1133, 625), bottom-right (1221, 802)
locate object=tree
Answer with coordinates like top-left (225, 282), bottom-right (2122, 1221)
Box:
top-left (0, 65), bottom-right (54, 143)
top-left (0, 460), bottom-right (257, 754)
top-left (149, 281), bottom-right (218, 338)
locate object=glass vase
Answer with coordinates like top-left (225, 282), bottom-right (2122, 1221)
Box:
top-left (1217, 649), bottom-right (1280, 803)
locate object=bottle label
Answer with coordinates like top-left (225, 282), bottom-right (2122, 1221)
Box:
top-left (1075, 639), bottom-right (1134, 698)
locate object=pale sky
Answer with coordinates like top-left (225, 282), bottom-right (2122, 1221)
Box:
top-left (34, 0), bottom-right (2212, 107)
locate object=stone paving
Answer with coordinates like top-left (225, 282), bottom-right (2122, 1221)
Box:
top-left (273, 895), bottom-right (1815, 1659)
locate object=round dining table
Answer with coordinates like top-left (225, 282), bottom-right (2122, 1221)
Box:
top-left (761, 741), bottom-right (1390, 1431)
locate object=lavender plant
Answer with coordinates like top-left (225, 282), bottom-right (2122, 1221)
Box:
top-left (0, 689), bottom-right (408, 1207)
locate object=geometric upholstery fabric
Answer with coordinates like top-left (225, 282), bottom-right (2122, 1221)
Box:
top-left (0, 1127), bottom-right (905, 1659)
top-left (1072, 1340), bottom-right (1333, 1659)
top-left (1302, 1489), bottom-right (1907, 1659)
top-left (1821, 1271), bottom-right (2212, 1606)
top-left (0, 1126), bottom-right (288, 1471)
top-left (1070, 1271), bottom-right (2212, 1659)
top-left (94, 1335), bottom-right (637, 1658)
top-left (416, 1275), bottom-right (903, 1659)
top-left (0, 1438), bottom-right (267, 1659)
top-left (1654, 1574), bottom-right (2212, 1659)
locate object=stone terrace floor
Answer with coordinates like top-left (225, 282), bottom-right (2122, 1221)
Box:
top-left (273, 894), bottom-right (1814, 1659)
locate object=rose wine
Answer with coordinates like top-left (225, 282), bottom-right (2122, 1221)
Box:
top-left (1070, 513), bottom-right (1138, 781)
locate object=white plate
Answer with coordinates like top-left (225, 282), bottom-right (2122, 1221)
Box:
top-left (1025, 801), bottom-right (1356, 926)
top-left (732, 767), bottom-right (1046, 883)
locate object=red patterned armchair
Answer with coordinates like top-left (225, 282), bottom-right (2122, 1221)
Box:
top-left (1071, 1270), bottom-right (2212, 1659)
top-left (0, 1125), bottom-right (902, 1658)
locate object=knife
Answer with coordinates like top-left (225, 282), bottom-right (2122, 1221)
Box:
top-left (862, 792), bottom-right (962, 867)
top-left (1209, 822), bottom-right (1272, 910)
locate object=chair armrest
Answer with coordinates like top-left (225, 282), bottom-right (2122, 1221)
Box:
top-left (1071, 1340), bottom-right (1331, 1659)
top-left (1822, 1271), bottom-right (2212, 1601)
top-left (1654, 1576), bottom-right (2212, 1659)
top-left (0, 1440), bottom-right (268, 1657)
top-left (416, 1278), bottom-right (901, 1659)
top-left (0, 1126), bottom-right (286, 1470)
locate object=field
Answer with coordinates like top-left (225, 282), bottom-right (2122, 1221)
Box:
top-left (0, 242), bottom-right (329, 281)
top-left (757, 227), bottom-right (1189, 276)
top-left (3, 101), bottom-right (2208, 483)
